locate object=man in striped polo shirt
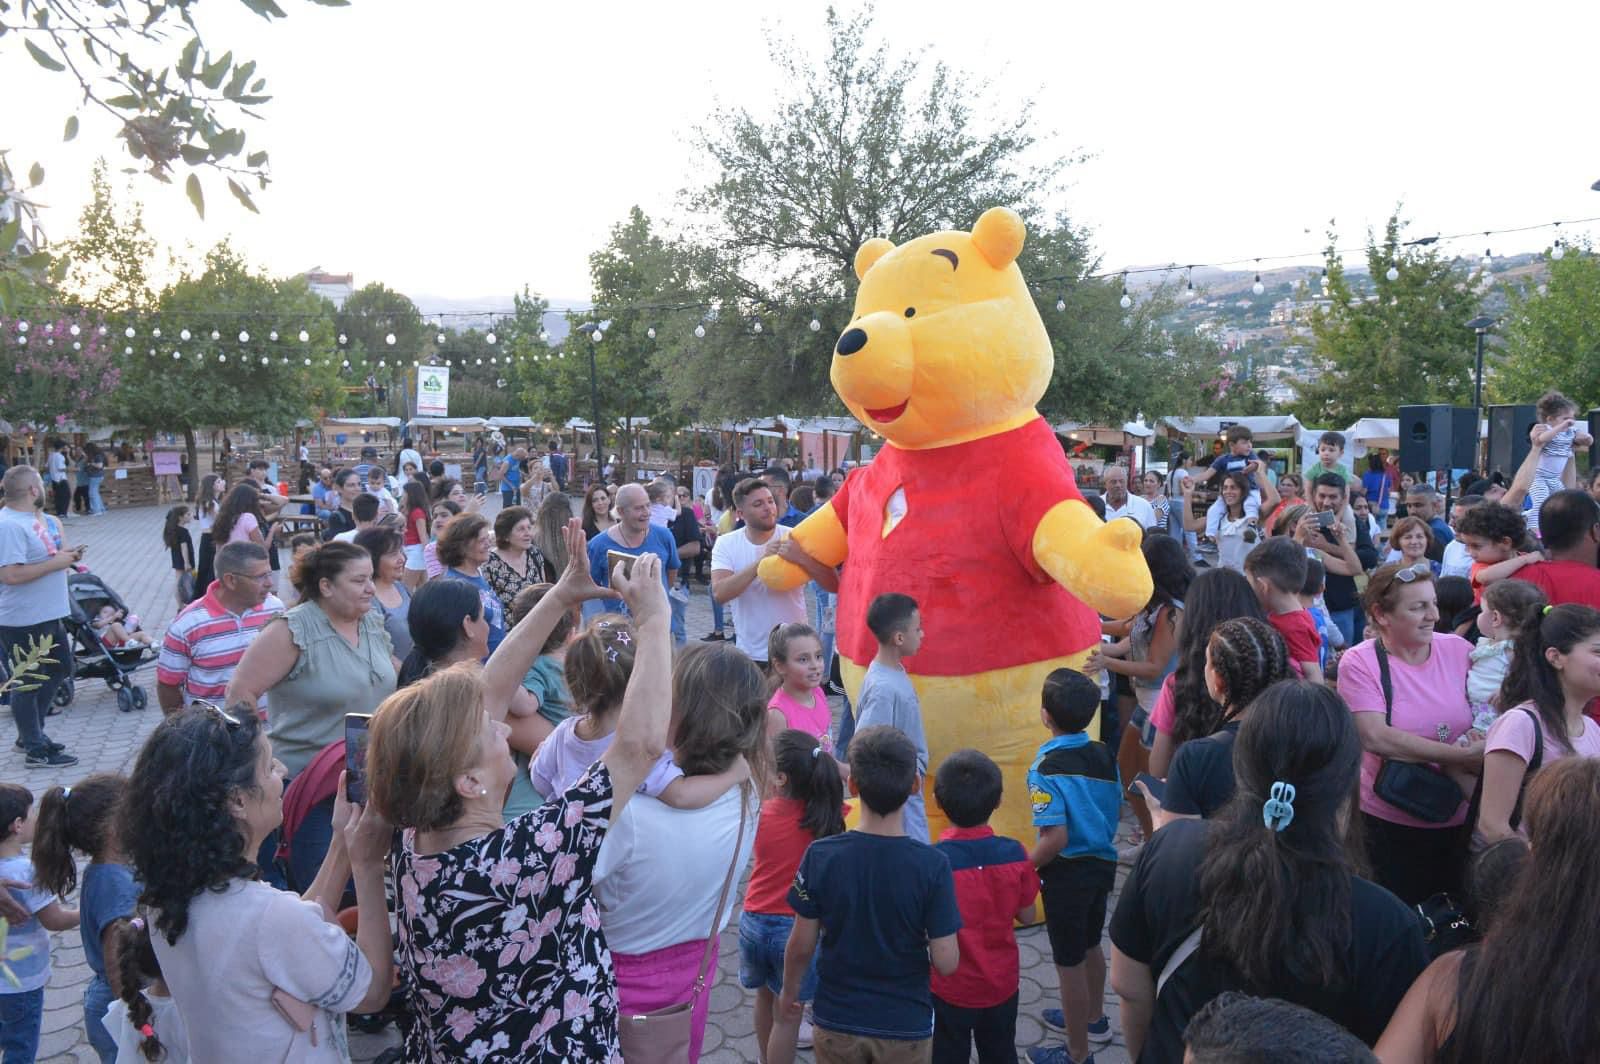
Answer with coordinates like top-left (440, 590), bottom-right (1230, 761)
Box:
top-left (157, 542), bottom-right (283, 713)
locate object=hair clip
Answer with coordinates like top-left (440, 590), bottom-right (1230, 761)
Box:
top-left (139, 1023), bottom-right (155, 1039)
top-left (606, 647), bottom-right (619, 663)
top-left (811, 747), bottom-right (822, 759)
top-left (613, 629), bottom-right (632, 646)
top-left (1543, 604), bottom-right (1554, 615)
top-left (60, 786), bottom-right (71, 800)
top-left (1262, 781), bottom-right (1297, 833)
top-left (130, 916), bottom-right (145, 931)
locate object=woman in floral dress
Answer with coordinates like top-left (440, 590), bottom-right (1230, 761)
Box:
top-left (366, 520), bottom-right (671, 1062)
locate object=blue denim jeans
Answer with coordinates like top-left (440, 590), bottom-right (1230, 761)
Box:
top-left (0, 987), bottom-right (43, 1064)
top-left (812, 585), bottom-right (836, 681)
top-left (87, 475), bottom-right (105, 514)
top-left (710, 592), bottom-right (725, 634)
top-left (669, 591), bottom-right (687, 646)
top-left (84, 976), bottom-right (116, 1063)
top-left (835, 691), bottom-right (857, 758)
top-left (738, 912), bottom-right (819, 998)
top-left (1329, 608), bottom-right (1359, 648)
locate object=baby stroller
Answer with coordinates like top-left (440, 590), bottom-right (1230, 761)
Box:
top-left (59, 572), bottom-right (157, 712)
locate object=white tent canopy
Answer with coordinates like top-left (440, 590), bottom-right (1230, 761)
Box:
top-left (322, 416), bottom-right (402, 431)
top-left (1342, 418), bottom-right (1399, 457)
top-left (1159, 415), bottom-right (1304, 441)
top-left (409, 416), bottom-right (487, 430)
top-left (1054, 420), bottom-right (1155, 446)
top-left (486, 416), bottom-right (539, 430)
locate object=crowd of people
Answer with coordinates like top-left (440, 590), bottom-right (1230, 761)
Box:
top-left (0, 399), bottom-right (1599, 1063)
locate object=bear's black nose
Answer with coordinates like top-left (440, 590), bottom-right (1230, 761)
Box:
top-left (836, 328), bottom-right (868, 356)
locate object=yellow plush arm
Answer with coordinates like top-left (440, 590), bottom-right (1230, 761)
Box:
top-left (1032, 500), bottom-right (1152, 621)
top-left (758, 501), bottom-right (848, 591)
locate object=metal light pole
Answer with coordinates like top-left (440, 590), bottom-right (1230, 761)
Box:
top-left (577, 322), bottom-right (604, 473)
top-left (1466, 314), bottom-right (1495, 470)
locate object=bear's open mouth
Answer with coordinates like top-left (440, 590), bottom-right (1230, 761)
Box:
top-left (865, 400), bottom-right (908, 423)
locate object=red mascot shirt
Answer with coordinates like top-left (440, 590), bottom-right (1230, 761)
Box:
top-left (832, 416), bottom-right (1101, 676)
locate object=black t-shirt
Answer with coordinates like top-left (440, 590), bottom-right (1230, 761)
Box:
top-left (1109, 818), bottom-right (1426, 1063)
top-left (1163, 722), bottom-right (1240, 817)
top-left (668, 506), bottom-right (700, 550)
top-left (1317, 527), bottom-right (1359, 611)
top-left (169, 527), bottom-right (194, 571)
top-left (323, 508), bottom-right (356, 542)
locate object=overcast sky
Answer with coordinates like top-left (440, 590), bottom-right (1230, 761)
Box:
top-left (5, 0), bottom-right (1597, 312)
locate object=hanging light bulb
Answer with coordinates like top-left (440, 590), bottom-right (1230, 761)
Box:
top-left (304, 358), bottom-right (312, 366)
top-left (171, 351), bottom-right (181, 360)
top-left (486, 332), bottom-right (497, 345)
top-left (1480, 248), bottom-right (1492, 270)
top-left (1055, 298), bottom-right (1066, 312)
top-left (1251, 260), bottom-right (1264, 296)
top-left (475, 358), bottom-right (482, 366)
top-left (1386, 265), bottom-right (1399, 282)
top-left (436, 332), bottom-right (446, 345)
top-left (269, 330), bottom-right (278, 341)
top-left (537, 330), bottom-right (548, 342)
top-left (338, 333), bottom-right (348, 345)
top-left (14, 321), bottom-right (26, 332)
top-left (646, 327), bottom-right (656, 340)
top-left (298, 329), bottom-right (309, 343)
top-left (378, 359), bottom-right (386, 367)
top-left (152, 327), bottom-right (161, 338)
top-left (260, 357), bottom-right (269, 365)
top-left (385, 333), bottom-right (396, 345)
top-left (239, 330), bottom-right (249, 343)
top-left (341, 359), bottom-right (350, 368)
top-left (1185, 270), bottom-right (1196, 301)
top-left (753, 321), bottom-right (763, 334)
top-left (69, 323), bottom-right (81, 336)
top-left (1319, 268), bottom-right (1328, 290)
top-left (124, 346), bottom-right (132, 355)
top-left (72, 341), bottom-right (81, 351)
top-left (97, 324), bottom-right (107, 335)
top-left (809, 318), bottom-right (821, 332)
top-left (207, 330), bottom-right (217, 341)
top-left (1120, 292), bottom-right (1132, 310)
top-left (591, 329), bottom-right (602, 343)
top-left (218, 353), bottom-right (227, 362)
top-left (124, 326), bottom-right (135, 338)
top-left (695, 324), bottom-right (706, 338)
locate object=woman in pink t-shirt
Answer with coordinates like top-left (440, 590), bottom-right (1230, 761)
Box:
top-left (1475, 604), bottom-right (1600, 847)
top-left (765, 622), bottom-right (832, 752)
top-left (1336, 562), bottom-right (1483, 905)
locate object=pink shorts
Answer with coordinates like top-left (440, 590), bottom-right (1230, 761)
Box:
top-left (611, 936), bottom-right (720, 1063)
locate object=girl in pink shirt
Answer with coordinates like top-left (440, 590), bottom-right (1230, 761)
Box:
top-left (766, 623), bottom-right (832, 752)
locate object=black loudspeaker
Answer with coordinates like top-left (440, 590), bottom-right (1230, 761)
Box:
top-left (1398, 405), bottom-right (1477, 473)
top-left (1487, 404), bottom-right (1537, 478)
top-left (1590, 410), bottom-right (1600, 470)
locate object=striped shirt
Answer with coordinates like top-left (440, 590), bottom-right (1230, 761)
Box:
top-left (157, 584), bottom-right (284, 704)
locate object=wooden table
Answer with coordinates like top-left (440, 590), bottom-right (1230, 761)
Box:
top-left (275, 514), bottom-right (324, 535)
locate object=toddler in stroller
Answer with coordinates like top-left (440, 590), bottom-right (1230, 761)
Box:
top-left (90, 605), bottom-right (148, 649)
top-left (62, 573), bottom-right (156, 712)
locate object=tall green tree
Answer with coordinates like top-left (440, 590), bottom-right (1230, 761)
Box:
top-left (113, 242), bottom-right (339, 491)
top-left (1491, 244), bottom-right (1600, 409)
top-left (672, 6), bottom-right (1073, 415)
top-left (0, 308), bottom-right (120, 453)
top-left (513, 210), bottom-right (684, 475)
top-left (1288, 214), bottom-right (1482, 425)
top-left (334, 282), bottom-right (425, 413)
top-left (59, 159), bottom-right (158, 312)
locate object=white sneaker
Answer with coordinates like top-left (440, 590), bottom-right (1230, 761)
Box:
top-left (796, 1018), bottom-right (814, 1049)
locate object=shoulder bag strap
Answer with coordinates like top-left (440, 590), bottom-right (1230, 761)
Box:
top-left (1374, 639), bottom-right (1395, 726)
top-left (1522, 707), bottom-right (1544, 773)
top-left (1156, 925), bottom-right (1203, 1000)
top-left (690, 783), bottom-right (750, 996)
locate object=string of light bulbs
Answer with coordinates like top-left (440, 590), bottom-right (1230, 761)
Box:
top-left (5, 212), bottom-right (1595, 361)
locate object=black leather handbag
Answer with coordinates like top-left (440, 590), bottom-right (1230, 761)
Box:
top-left (1370, 641), bottom-right (1466, 824)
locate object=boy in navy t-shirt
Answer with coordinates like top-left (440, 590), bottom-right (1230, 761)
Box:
top-left (1027, 670), bottom-right (1121, 1064)
top-left (1195, 424), bottom-right (1263, 537)
top-left (780, 725), bottom-right (962, 1061)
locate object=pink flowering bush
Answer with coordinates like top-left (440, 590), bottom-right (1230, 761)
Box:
top-left (0, 312), bottom-right (120, 435)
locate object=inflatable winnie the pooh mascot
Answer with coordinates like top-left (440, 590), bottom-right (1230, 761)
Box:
top-left (759, 206), bottom-right (1153, 844)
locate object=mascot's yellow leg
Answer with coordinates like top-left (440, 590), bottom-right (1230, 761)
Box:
top-left (839, 646), bottom-right (1098, 847)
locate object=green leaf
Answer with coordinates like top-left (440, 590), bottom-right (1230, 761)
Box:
top-left (199, 52), bottom-right (232, 90)
top-left (185, 173), bottom-right (205, 220)
top-left (227, 178), bottom-right (260, 214)
top-left (240, 0), bottom-right (289, 16)
top-left (62, 115), bottom-right (78, 142)
top-left (17, 253), bottom-right (51, 271)
top-left (24, 39), bottom-right (65, 72)
top-left (246, 150), bottom-right (269, 168)
top-left (224, 60), bottom-right (257, 99)
top-left (179, 144), bottom-right (210, 165)
top-left (0, 216), bottom-right (20, 252)
top-left (178, 36), bottom-right (200, 79)
top-left (306, 0), bottom-right (351, 6)
top-left (27, 162), bottom-right (43, 188)
top-left (104, 94), bottom-right (141, 109)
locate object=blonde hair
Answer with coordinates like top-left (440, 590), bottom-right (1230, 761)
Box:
top-left (366, 663), bottom-right (485, 831)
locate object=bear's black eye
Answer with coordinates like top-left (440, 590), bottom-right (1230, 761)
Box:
top-left (904, 307), bottom-right (916, 318)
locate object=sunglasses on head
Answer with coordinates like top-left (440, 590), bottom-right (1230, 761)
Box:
top-left (190, 699), bottom-right (242, 727)
top-left (1393, 562), bottom-right (1433, 583)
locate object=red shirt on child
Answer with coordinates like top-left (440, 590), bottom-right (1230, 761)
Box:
top-left (1268, 610), bottom-right (1321, 676)
top-left (744, 797), bottom-right (849, 916)
top-left (930, 825), bottom-right (1039, 1009)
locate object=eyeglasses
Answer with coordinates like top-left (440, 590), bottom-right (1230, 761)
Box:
top-left (190, 699), bottom-right (242, 727)
top-left (1393, 562), bottom-right (1433, 583)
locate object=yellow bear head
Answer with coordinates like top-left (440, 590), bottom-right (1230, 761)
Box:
top-left (831, 207), bottom-right (1051, 451)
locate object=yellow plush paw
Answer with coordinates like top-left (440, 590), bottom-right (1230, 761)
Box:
top-left (757, 554), bottom-right (810, 591)
top-left (1033, 501), bottom-right (1153, 620)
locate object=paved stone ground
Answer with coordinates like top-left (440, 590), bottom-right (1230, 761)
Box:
top-left (19, 501), bottom-right (1134, 1063)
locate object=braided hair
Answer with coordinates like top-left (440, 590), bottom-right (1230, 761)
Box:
top-left (1171, 569), bottom-right (1268, 744)
top-left (1208, 618), bottom-right (1293, 721)
top-left (112, 917), bottom-right (166, 1061)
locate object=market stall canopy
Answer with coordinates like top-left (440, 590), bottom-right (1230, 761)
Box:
top-left (1160, 415), bottom-right (1304, 441)
top-left (409, 417), bottom-right (487, 430)
top-left (322, 416), bottom-right (403, 431)
top-left (1053, 421), bottom-right (1155, 446)
top-left (1342, 417), bottom-right (1399, 457)
top-left (563, 416), bottom-right (653, 431)
top-left (487, 417), bottom-right (540, 430)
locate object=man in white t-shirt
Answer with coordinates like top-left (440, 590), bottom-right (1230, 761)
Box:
top-left (710, 477), bottom-right (837, 665)
top-left (1101, 465), bottom-right (1156, 528)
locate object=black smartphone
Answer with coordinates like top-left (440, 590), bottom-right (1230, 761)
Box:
top-left (1315, 509), bottom-right (1336, 528)
top-left (344, 713), bottom-right (372, 805)
top-left (1129, 772), bottom-right (1166, 805)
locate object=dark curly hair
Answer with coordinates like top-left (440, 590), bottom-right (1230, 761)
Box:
top-left (119, 703), bottom-right (266, 945)
top-left (1455, 502), bottom-right (1527, 550)
top-left (1170, 568), bottom-right (1268, 745)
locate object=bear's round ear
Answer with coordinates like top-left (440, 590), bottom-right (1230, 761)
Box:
top-left (854, 238), bottom-right (896, 281)
top-left (971, 207), bottom-right (1026, 269)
